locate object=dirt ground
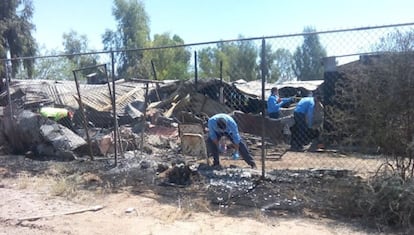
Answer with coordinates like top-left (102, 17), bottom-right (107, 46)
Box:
top-left (0, 151), bottom-right (394, 235)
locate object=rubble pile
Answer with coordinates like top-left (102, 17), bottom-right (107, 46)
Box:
top-left (1, 77), bottom-right (317, 160)
top-left (0, 77), bottom-right (370, 217)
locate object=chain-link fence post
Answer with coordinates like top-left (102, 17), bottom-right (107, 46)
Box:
top-left (4, 60), bottom-right (13, 119)
top-left (72, 70), bottom-right (94, 160)
top-left (110, 50), bottom-right (118, 166)
top-left (194, 50), bottom-right (198, 91)
top-left (260, 38), bottom-right (267, 178)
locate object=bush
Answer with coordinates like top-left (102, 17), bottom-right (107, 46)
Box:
top-left (356, 174), bottom-right (414, 232)
top-left (325, 30), bottom-right (414, 180)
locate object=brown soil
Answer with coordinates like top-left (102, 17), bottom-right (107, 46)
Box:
top-left (0, 151), bottom-right (393, 235)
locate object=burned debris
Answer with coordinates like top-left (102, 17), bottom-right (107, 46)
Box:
top-left (1, 75), bottom-right (376, 222)
top-left (0, 76), bottom-right (323, 161)
top-left (0, 77), bottom-right (320, 173)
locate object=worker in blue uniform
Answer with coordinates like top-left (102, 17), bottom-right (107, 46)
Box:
top-left (206, 113), bottom-right (257, 169)
top-left (290, 96), bottom-right (319, 151)
top-left (267, 87), bottom-right (293, 119)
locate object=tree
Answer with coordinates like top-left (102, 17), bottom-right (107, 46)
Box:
top-left (198, 47), bottom-right (219, 78)
top-left (260, 46), bottom-right (295, 83)
top-left (198, 38), bottom-right (258, 82)
top-left (293, 26), bottom-right (326, 80)
top-left (257, 43), bottom-right (274, 82)
top-left (63, 30), bottom-right (89, 60)
top-left (273, 48), bottom-right (295, 82)
top-left (0, 0), bottom-right (37, 81)
top-left (62, 30), bottom-right (98, 78)
top-left (197, 46), bottom-right (226, 79)
top-left (102, 0), bottom-right (150, 79)
top-left (32, 48), bottom-right (74, 80)
top-left (255, 43), bottom-right (295, 83)
top-left (147, 33), bottom-right (191, 80)
top-left (226, 39), bottom-right (257, 81)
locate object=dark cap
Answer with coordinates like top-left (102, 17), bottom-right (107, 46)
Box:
top-left (217, 118), bottom-right (227, 130)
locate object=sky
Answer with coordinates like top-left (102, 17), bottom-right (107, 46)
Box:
top-left (33, 0), bottom-right (414, 55)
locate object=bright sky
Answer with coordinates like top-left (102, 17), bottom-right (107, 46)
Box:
top-left (33, 0), bottom-right (414, 54)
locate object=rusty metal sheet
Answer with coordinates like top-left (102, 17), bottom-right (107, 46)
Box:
top-left (231, 111), bottom-right (291, 145)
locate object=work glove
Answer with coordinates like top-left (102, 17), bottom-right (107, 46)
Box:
top-left (232, 151), bottom-right (240, 160)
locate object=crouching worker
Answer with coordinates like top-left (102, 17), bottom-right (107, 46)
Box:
top-left (39, 106), bottom-right (74, 130)
top-left (290, 95), bottom-right (320, 151)
top-left (206, 113), bottom-right (257, 169)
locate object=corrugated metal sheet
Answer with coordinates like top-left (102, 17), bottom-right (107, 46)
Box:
top-left (274, 80), bottom-right (324, 90)
top-left (8, 79), bottom-right (147, 116)
top-left (233, 80), bottom-right (324, 97)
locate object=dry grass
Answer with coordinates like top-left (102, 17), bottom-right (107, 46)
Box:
top-left (45, 163), bottom-right (73, 176)
top-left (358, 175), bottom-right (414, 231)
top-left (15, 172), bottom-right (51, 191)
top-left (16, 172), bottom-right (32, 189)
top-left (49, 176), bottom-right (78, 197)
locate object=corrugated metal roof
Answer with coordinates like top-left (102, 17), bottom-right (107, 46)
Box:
top-left (273, 80), bottom-right (324, 90)
top-left (233, 80), bottom-right (324, 97)
top-left (8, 79), bottom-right (147, 115)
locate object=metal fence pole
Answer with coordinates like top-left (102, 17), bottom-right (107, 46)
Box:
top-left (141, 82), bottom-right (149, 154)
top-left (4, 60), bottom-right (12, 118)
top-left (72, 71), bottom-right (94, 160)
top-left (219, 61), bottom-right (224, 104)
top-left (151, 60), bottom-right (161, 101)
top-left (103, 63), bottom-right (123, 160)
top-left (111, 50), bottom-right (118, 166)
top-left (260, 38), bottom-right (267, 178)
top-left (194, 51), bottom-right (198, 91)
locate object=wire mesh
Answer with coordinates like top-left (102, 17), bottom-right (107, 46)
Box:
top-left (2, 23), bottom-right (414, 175)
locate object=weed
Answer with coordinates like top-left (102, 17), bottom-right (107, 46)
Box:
top-left (50, 176), bottom-right (78, 198)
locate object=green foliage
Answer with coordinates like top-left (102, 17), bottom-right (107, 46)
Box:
top-left (62, 30), bottom-right (89, 59)
top-left (32, 48), bottom-right (76, 80)
top-left (257, 43), bottom-right (273, 82)
top-left (226, 39), bottom-right (257, 81)
top-left (271, 48), bottom-right (295, 82)
top-left (293, 26), bottom-right (326, 81)
top-left (198, 47), bottom-right (223, 79)
top-left (198, 37), bottom-right (258, 82)
top-left (257, 44), bottom-right (295, 83)
top-left (198, 39), bottom-right (296, 83)
top-left (62, 30), bottom-right (98, 78)
top-left (102, 0), bottom-right (150, 79)
top-left (30, 31), bottom-right (99, 81)
top-left (0, 0), bottom-right (37, 78)
top-left (146, 33), bottom-right (191, 80)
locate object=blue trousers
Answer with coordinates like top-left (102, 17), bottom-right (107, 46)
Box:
top-left (207, 132), bottom-right (255, 167)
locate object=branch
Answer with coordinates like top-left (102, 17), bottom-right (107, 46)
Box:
top-left (16, 205), bottom-right (104, 223)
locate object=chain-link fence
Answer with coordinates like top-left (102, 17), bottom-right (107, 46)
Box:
top-left (2, 22), bottom-right (414, 176)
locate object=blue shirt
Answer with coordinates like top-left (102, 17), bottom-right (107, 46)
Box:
top-left (267, 94), bottom-right (292, 114)
top-left (295, 97), bottom-right (315, 128)
top-left (208, 113), bottom-right (241, 144)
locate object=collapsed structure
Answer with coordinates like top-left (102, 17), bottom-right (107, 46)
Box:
top-left (0, 77), bottom-right (323, 160)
